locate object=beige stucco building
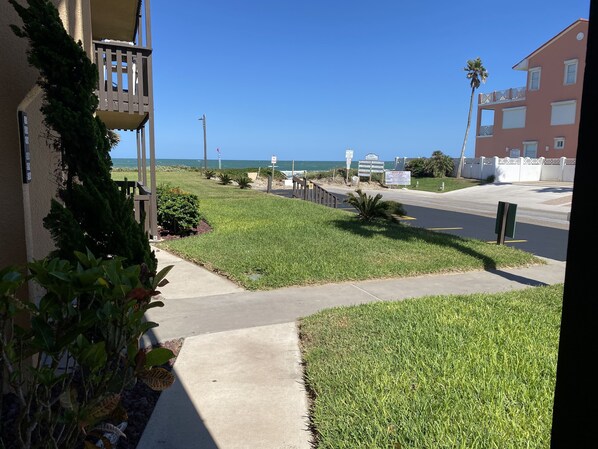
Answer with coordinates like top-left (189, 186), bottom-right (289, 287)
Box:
top-left (0, 0), bottom-right (157, 292)
top-left (475, 19), bottom-right (588, 159)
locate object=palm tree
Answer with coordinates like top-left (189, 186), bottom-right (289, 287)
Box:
top-left (457, 57), bottom-right (488, 178)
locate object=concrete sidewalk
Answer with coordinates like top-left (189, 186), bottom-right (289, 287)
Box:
top-left (137, 246), bottom-right (567, 449)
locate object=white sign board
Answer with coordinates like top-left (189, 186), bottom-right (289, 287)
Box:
top-left (346, 158), bottom-right (352, 169)
top-left (385, 170), bottom-right (411, 186)
top-left (271, 155), bottom-right (277, 164)
top-left (364, 153), bottom-right (379, 161)
top-left (357, 160), bottom-right (385, 177)
top-left (345, 150), bottom-right (354, 159)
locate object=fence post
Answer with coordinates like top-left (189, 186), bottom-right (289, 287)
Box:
top-left (518, 157), bottom-right (524, 181)
top-left (560, 156), bottom-right (566, 181)
top-left (303, 177), bottom-right (308, 200)
top-left (539, 157), bottom-right (545, 181)
top-left (493, 156), bottom-right (499, 182)
top-left (479, 156), bottom-right (485, 180)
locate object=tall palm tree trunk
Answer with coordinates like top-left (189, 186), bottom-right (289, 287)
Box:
top-left (457, 86), bottom-right (475, 178)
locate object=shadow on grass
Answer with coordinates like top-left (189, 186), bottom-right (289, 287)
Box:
top-left (332, 218), bottom-right (500, 270)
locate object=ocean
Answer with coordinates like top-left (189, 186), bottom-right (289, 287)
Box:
top-left (112, 158), bottom-right (397, 172)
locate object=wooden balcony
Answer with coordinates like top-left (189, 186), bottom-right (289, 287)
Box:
top-left (94, 40), bottom-right (151, 130)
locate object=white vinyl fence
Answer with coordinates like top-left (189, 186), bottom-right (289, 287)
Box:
top-left (393, 156), bottom-right (575, 183)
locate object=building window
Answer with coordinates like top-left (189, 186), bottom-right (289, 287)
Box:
top-left (509, 148), bottom-right (521, 158)
top-left (564, 59), bottom-right (578, 85)
top-left (554, 137), bottom-right (565, 150)
top-left (502, 106), bottom-right (526, 129)
top-left (529, 68), bottom-right (541, 90)
top-left (551, 100), bottom-right (576, 125)
top-left (523, 141), bottom-right (538, 158)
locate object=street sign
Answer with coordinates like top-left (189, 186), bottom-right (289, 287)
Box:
top-left (346, 158), bottom-right (352, 170)
top-left (271, 155), bottom-right (277, 164)
top-left (364, 153), bottom-right (379, 161)
top-left (345, 149), bottom-right (354, 159)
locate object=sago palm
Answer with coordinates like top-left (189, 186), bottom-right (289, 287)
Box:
top-left (457, 57), bottom-right (488, 178)
top-left (345, 189), bottom-right (406, 222)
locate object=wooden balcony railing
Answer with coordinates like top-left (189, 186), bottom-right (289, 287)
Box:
top-left (115, 180), bottom-right (152, 235)
top-left (292, 177), bottom-right (339, 208)
top-left (94, 41), bottom-right (151, 115)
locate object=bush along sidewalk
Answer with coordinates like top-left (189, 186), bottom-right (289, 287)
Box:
top-left (0, 250), bottom-right (174, 449)
top-left (157, 184), bottom-right (201, 236)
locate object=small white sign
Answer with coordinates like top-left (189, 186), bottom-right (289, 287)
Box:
top-left (271, 155), bottom-right (277, 164)
top-left (345, 149), bottom-right (354, 159)
top-left (346, 159), bottom-right (352, 169)
top-left (364, 153), bottom-right (379, 161)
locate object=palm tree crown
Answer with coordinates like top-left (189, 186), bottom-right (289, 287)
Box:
top-left (465, 57), bottom-right (488, 90)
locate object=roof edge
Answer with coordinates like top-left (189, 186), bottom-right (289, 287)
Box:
top-left (512, 18), bottom-right (589, 71)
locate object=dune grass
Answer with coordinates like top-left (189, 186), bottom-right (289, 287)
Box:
top-left (299, 284), bottom-right (563, 449)
top-left (113, 170), bottom-right (543, 290)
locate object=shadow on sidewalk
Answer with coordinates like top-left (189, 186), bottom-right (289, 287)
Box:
top-left (486, 269), bottom-right (549, 286)
top-left (136, 328), bottom-right (221, 449)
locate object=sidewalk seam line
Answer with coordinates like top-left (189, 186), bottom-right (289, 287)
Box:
top-left (349, 283), bottom-right (382, 301)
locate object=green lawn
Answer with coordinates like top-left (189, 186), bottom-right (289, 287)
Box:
top-left (113, 170), bottom-right (543, 290)
top-left (299, 284), bottom-right (563, 449)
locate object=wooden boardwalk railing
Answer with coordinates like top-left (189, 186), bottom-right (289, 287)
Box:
top-left (291, 176), bottom-right (338, 208)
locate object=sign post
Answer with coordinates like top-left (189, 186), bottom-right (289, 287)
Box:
top-left (269, 155), bottom-right (277, 193)
top-left (495, 201), bottom-right (517, 244)
top-left (345, 149), bottom-right (353, 184)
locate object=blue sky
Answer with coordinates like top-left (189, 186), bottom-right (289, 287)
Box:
top-left (111, 0), bottom-right (591, 162)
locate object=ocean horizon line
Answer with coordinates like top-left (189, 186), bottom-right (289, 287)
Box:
top-left (112, 158), bottom-right (397, 171)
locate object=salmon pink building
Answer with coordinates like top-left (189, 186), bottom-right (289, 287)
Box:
top-left (475, 19), bottom-right (588, 159)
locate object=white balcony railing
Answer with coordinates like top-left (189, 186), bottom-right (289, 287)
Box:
top-left (478, 125), bottom-right (493, 136)
top-left (479, 87), bottom-right (526, 105)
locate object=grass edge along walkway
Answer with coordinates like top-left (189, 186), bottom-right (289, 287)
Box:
top-left (299, 283), bottom-right (563, 449)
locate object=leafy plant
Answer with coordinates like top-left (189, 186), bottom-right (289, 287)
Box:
top-left (405, 158), bottom-right (428, 178)
top-left (157, 184), bottom-right (201, 235)
top-left (345, 189), bottom-right (406, 222)
top-left (204, 169), bottom-right (216, 179)
top-left (0, 251), bottom-right (174, 449)
top-left (236, 176), bottom-right (253, 189)
top-left (424, 150), bottom-right (455, 178)
top-left (9, 0), bottom-right (156, 271)
top-left (218, 173), bottom-right (232, 185)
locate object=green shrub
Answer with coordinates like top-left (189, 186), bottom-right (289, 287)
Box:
top-left (0, 251), bottom-right (174, 449)
top-left (236, 176), bottom-right (253, 189)
top-left (424, 150), bottom-right (455, 178)
top-left (405, 158), bottom-right (428, 177)
top-left (157, 184), bottom-right (201, 235)
top-left (218, 173), bottom-right (233, 185)
top-left (204, 169), bottom-right (216, 179)
top-left (485, 174), bottom-right (496, 183)
top-left (345, 189), bottom-right (406, 222)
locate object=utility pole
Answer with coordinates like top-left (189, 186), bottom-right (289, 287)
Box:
top-left (199, 114), bottom-right (207, 170)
